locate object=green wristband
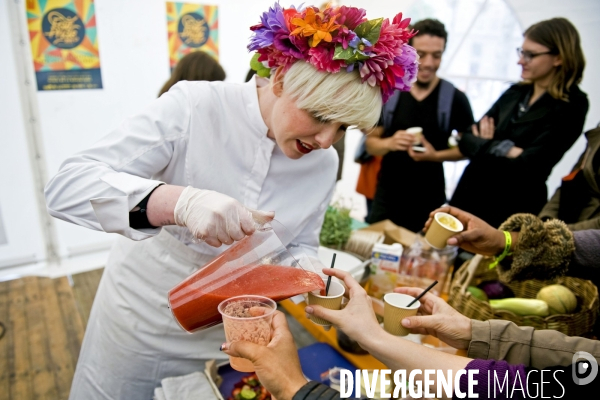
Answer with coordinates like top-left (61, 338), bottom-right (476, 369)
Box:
top-left (489, 231), bottom-right (512, 269)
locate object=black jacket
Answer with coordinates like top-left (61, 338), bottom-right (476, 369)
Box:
top-left (450, 83), bottom-right (588, 228)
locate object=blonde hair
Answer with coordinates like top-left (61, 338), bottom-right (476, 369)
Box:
top-left (523, 18), bottom-right (585, 102)
top-left (280, 61), bottom-right (382, 130)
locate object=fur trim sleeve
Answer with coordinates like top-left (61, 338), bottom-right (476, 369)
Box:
top-left (496, 214), bottom-right (575, 282)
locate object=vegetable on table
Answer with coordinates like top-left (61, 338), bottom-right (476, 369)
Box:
top-left (489, 298), bottom-right (549, 317)
top-left (229, 373), bottom-right (270, 400)
top-left (536, 284), bottom-right (578, 315)
top-left (478, 280), bottom-right (515, 300)
top-left (467, 286), bottom-right (489, 302)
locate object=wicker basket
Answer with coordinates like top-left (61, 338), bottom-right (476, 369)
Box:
top-left (448, 254), bottom-right (599, 336)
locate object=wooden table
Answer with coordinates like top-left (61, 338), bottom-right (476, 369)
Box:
top-left (281, 298), bottom-right (467, 370)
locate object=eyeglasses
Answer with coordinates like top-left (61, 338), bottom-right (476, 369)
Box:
top-left (516, 47), bottom-right (556, 63)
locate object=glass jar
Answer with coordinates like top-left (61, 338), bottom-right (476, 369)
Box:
top-left (397, 235), bottom-right (458, 296)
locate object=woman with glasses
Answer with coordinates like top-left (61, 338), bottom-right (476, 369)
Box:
top-left (450, 18), bottom-right (588, 229)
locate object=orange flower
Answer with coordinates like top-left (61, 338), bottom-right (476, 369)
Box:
top-left (290, 7), bottom-right (340, 47)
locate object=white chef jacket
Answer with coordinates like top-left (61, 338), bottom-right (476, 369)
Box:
top-left (45, 77), bottom-right (338, 257)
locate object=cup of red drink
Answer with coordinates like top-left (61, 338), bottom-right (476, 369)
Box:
top-left (218, 295), bottom-right (276, 372)
top-left (168, 220), bottom-right (324, 333)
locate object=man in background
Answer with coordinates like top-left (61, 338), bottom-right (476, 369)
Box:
top-left (366, 19), bottom-right (474, 233)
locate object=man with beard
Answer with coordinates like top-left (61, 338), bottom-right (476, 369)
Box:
top-left (366, 19), bottom-right (475, 233)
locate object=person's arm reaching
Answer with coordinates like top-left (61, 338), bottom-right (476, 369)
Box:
top-left (45, 83), bottom-right (273, 245)
top-left (468, 319), bottom-right (600, 368)
top-left (221, 311), bottom-right (313, 400)
top-left (307, 269), bottom-right (472, 399)
top-left (424, 206), bottom-right (600, 287)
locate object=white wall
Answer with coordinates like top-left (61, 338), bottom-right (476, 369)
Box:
top-left (0, 0), bottom-right (292, 270)
top-left (0, 1), bottom-right (46, 268)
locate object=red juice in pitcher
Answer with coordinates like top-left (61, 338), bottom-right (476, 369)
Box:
top-left (169, 264), bottom-right (323, 332)
top-left (168, 220), bottom-right (325, 332)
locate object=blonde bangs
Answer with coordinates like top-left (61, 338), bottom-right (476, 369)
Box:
top-left (281, 62), bottom-right (382, 130)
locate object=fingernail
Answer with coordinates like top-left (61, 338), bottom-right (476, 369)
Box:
top-left (305, 306), bottom-right (314, 314)
top-left (220, 342), bottom-right (229, 351)
top-left (402, 318), bottom-right (411, 327)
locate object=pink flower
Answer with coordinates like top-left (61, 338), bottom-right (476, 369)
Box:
top-left (374, 18), bottom-right (406, 61)
top-left (308, 46), bottom-right (346, 73)
top-left (360, 56), bottom-right (390, 87)
top-left (393, 12), bottom-right (417, 42)
top-left (329, 6), bottom-right (366, 30)
top-left (333, 26), bottom-right (356, 49)
top-left (258, 48), bottom-right (297, 70)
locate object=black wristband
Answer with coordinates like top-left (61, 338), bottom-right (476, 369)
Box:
top-left (129, 185), bottom-right (163, 229)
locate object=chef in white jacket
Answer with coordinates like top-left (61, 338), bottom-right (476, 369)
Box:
top-left (44, 3), bottom-right (417, 398)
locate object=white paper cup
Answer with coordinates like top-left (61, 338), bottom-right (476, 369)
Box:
top-left (406, 126), bottom-right (423, 144)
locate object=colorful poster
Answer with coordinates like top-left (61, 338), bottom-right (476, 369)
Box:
top-left (26, 0), bottom-right (103, 91)
top-left (166, 2), bottom-right (219, 70)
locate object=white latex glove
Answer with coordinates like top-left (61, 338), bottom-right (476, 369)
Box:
top-left (174, 186), bottom-right (274, 247)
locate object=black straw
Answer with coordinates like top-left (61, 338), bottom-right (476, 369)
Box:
top-left (325, 253), bottom-right (337, 296)
top-left (407, 280), bottom-right (438, 307)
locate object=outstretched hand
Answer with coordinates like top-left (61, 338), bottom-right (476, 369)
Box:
top-left (424, 206), bottom-right (506, 256)
top-left (305, 268), bottom-right (382, 347)
top-left (394, 287), bottom-right (472, 350)
top-left (221, 311), bottom-right (307, 400)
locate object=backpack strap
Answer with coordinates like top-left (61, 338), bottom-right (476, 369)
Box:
top-left (382, 90), bottom-right (401, 132)
top-left (437, 79), bottom-right (456, 133)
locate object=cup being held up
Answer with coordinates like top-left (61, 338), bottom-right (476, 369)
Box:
top-left (424, 212), bottom-right (464, 249)
top-left (383, 293), bottom-right (420, 336)
top-left (306, 278), bottom-right (345, 330)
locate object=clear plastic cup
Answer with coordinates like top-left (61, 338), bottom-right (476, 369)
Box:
top-left (218, 295), bottom-right (276, 372)
top-left (168, 220), bottom-right (324, 332)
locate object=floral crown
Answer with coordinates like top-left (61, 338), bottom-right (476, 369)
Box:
top-left (248, 3), bottom-right (419, 102)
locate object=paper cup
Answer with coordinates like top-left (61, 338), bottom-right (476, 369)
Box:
top-left (384, 293), bottom-right (420, 336)
top-left (406, 127), bottom-right (423, 144)
top-left (307, 279), bottom-right (345, 327)
top-left (424, 212), bottom-right (464, 249)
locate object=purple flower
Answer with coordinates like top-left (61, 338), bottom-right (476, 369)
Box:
top-left (274, 31), bottom-right (303, 58)
top-left (349, 36), bottom-right (373, 56)
top-left (248, 3), bottom-right (293, 51)
top-left (394, 44), bottom-right (419, 91)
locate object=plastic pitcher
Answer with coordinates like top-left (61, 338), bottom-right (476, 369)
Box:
top-left (168, 220), bottom-right (324, 332)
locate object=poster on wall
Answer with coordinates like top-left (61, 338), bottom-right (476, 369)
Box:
top-left (26, 0), bottom-right (103, 91)
top-left (166, 2), bottom-right (219, 71)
